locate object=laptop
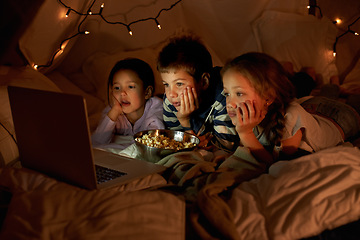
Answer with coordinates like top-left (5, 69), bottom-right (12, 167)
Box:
top-left (7, 86), bottom-right (166, 190)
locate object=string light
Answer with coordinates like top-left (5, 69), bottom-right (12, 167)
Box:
top-left (333, 15), bottom-right (360, 57)
top-left (306, 4), bottom-right (359, 58)
top-left (307, 5), bottom-right (323, 18)
top-left (155, 19), bottom-right (162, 29)
top-left (35, 31), bottom-right (89, 69)
top-left (127, 26), bottom-right (133, 36)
top-left (333, 18), bottom-right (342, 24)
top-left (35, 0), bottom-right (183, 70)
top-left (65, 8), bottom-right (71, 17)
top-left (99, 3), bottom-right (104, 15)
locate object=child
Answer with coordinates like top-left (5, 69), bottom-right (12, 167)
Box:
top-left (91, 58), bottom-right (164, 149)
top-left (221, 52), bottom-right (360, 165)
top-left (157, 34), bottom-right (239, 151)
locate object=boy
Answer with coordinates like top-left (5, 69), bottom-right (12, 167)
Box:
top-left (157, 34), bottom-right (238, 151)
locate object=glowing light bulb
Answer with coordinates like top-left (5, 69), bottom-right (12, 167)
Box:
top-left (155, 19), bottom-right (161, 29)
top-left (334, 18), bottom-right (342, 24)
top-left (127, 26), bottom-right (133, 35)
top-left (99, 3), bottom-right (104, 14)
top-left (333, 52), bottom-right (336, 57)
top-left (85, 31), bottom-right (90, 34)
top-left (65, 9), bottom-right (71, 17)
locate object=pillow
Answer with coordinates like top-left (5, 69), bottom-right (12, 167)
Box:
top-left (252, 11), bottom-right (338, 84)
top-left (0, 66), bottom-right (61, 167)
top-left (67, 72), bottom-right (97, 95)
top-left (0, 167), bottom-right (182, 240)
top-left (46, 71), bottom-right (106, 132)
top-left (341, 56), bottom-right (360, 91)
top-left (82, 47), bottom-right (163, 103)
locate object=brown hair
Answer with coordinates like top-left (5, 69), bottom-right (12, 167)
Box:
top-left (221, 52), bottom-right (296, 148)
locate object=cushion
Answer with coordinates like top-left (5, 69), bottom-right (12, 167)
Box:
top-left (46, 71), bottom-right (106, 132)
top-left (82, 47), bottom-right (163, 103)
top-left (252, 10), bottom-right (338, 85)
top-left (341, 56), bottom-right (360, 91)
top-left (0, 167), bottom-right (181, 240)
top-left (0, 66), bottom-right (61, 167)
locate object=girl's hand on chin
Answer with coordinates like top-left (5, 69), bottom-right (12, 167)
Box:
top-left (110, 95), bottom-right (123, 116)
top-left (234, 100), bottom-right (264, 135)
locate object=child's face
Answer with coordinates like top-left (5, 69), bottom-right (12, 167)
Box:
top-left (111, 70), bottom-right (147, 117)
top-left (222, 70), bottom-right (269, 120)
top-left (161, 69), bottom-right (199, 110)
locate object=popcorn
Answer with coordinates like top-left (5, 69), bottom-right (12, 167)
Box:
top-left (135, 133), bottom-right (196, 150)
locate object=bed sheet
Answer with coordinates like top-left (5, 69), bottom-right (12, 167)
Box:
top-left (0, 167), bottom-right (184, 240)
top-left (113, 143), bottom-right (360, 239)
top-left (1, 144), bottom-right (360, 240)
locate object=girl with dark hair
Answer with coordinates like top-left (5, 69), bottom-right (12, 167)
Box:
top-left (92, 58), bottom-right (164, 149)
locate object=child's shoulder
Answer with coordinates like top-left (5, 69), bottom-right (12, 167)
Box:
top-left (285, 100), bottom-right (309, 119)
top-left (147, 96), bottom-right (163, 107)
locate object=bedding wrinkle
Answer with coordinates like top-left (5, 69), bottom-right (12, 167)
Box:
top-left (0, 167), bottom-right (185, 240)
top-left (230, 187), bottom-right (269, 240)
top-left (268, 165), bottom-right (352, 237)
top-left (227, 146), bottom-right (360, 240)
top-left (1, 145), bottom-right (360, 239)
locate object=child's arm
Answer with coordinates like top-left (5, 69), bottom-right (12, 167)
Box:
top-left (91, 106), bottom-right (117, 145)
top-left (233, 100), bottom-right (273, 165)
top-left (280, 129), bottom-right (303, 155)
top-left (235, 101), bottom-right (303, 165)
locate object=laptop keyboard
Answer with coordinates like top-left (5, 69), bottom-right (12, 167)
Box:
top-left (95, 165), bottom-right (127, 184)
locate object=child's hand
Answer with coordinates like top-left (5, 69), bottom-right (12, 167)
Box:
top-left (177, 87), bottom-right (199, 127)
top-left (107, 94), bottom-right (123, 121)
top-left (197, 132), bottom-right (213, 148)
top-left (232, 100), bottom-right (266, 136)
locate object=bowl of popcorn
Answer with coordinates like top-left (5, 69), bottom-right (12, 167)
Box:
top-left (134, 129), bottom-right (200, 163)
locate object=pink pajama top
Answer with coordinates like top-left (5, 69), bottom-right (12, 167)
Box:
top-left (91, 96), bottom-right (164, 149)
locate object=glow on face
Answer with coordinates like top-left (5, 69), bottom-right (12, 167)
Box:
top-left (161, 69), bottom-right (197, 110)
top-left (112, 70), bottom-right (146, 118)
top-left (222, 70), bottom-right (268, 119)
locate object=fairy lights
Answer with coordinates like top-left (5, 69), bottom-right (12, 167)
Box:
top-left (307, 4), bottom-right (323, 18)
top-left (333, 18), bottom-right (342, 24)
top-left (307, 3), bottom-right (359, 58)
top-left (34, 0), bottom-right (183, 70)
top-left (333, 15), bottom-right (360, 57)
top-left (65, 8), bottom-right (71, 17)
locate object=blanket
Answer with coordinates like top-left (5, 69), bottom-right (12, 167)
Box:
top-left (1, 144), bottom-right (360, 239)
top-left (163, 144), bottom-right (360, 240)
top-left (0, 167), bottom-right (184, 240)
top-left (96, 142), bottom-right (360, 239)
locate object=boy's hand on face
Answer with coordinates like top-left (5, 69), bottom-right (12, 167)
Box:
top-left (107, 94), bottom-right (123, 121)
top-left (177, 87), bottom-right (199, 127)
top-left (233, 100), bottom-right (266, 136)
